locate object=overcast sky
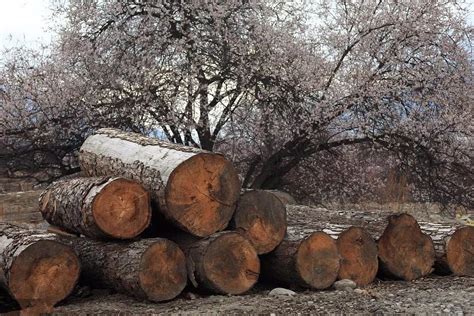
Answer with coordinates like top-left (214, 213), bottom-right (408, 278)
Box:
top-left (0, 0), bottom-right (473, 50)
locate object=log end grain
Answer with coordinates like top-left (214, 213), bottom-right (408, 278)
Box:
top-left (199, 232), bottom-right (260, 294)
top-left (92, 178), bottom-right (151, 239)
top-left (296, 232), bottom-right (340, 289)
top-left (446, 226), bottom-right (474, 277)
top-left (138, 239), bottom-right (187, 301)
top-left (336, 227), bottom-right (378, 286)
top-left (165, 153), bottom-right (241, 237)
top-left (9, 240), bottom-right (80, 308)
top-left (232, 190), bottom-right (287, 254)
top-left (378, 213), bottom-right (435, 281)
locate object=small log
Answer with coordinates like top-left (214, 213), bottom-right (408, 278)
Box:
top-left (60, 236), bottom-right (187, 302)
top-left (0, 223), bottom-right (80, 309)
top-left (79, 128), bottom-right (241, 237)
top-left (175, 231), bottom-right (260, 295)
top-left (230, 190), bottom-right (287, 254)
top-left (40, 176), bottom-right (151, 239)
top-left (261, 231), bottom-right (340, 289)
top-left (446, 226), bottom-right (474, 277)
top-left (378, 213), bottom-right (435, 280)
top-left (336, 227), bottom-right (378, 286)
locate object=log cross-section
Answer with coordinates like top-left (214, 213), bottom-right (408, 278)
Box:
top-left (336, 227), bottom-right (378, 286)
top-left (40, 176), bottom-right (151, 239)
top-left (0, 223), bottom-right (80, 309)
top-left (446, 226), bottom-right (474, 277)
top-left (378, 213), bottom-right (435, 280)
top-left (261, 231), bottom-right (340, 289)
top-left (79, 128), bottom-right (241, 237)
top-left (230, 190), bottom-right (287, 254)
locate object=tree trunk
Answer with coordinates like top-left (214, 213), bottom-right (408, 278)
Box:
top-left (378, 213), bottom-right (435, 280)
top-left (171, 231), bottom-right (260, 295)
top-left (79, 128), bottom-right (241, 237)
top-left (0, 223), bottom-right (80, 309)
top-left (59, 236), bottom-right (187, 302)
top-left (261, 231), bottom-right (340, 289)
top-left (229, 190), bottom-right (287, 254)
top-left (40, 176), bottom-right (151, 239)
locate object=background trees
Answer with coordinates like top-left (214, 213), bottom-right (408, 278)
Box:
top-left (1, 0), bottom-right (472, 209)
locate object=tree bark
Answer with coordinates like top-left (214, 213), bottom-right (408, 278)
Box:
top-left (59, 236), bottom-right (187, 302)
top-left (40, 176), bottom-right (151, 239)
top-left (378, 213), bottom-right (435, 280)
top-left (0, 223), bottom-right (80, 309)
top-left (261, 231), bottom-right (340, 289)
top-left (266, 190), bottom-right (296, 205)
top-left (79, 128), bottom-right (241, 237)
top-left (229, 190), bottom-right (287, 254)
top-left (170, 231), bottom-right (260, 295)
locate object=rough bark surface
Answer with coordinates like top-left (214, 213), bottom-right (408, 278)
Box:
top-left (40, 176), bottom-right (151, 239)
top-left (261, 232), bottom-right (340, 289)
top-left (378, 213), bottom-right (435, 281)
top-left (177, 231), bottom-right (260, 295)
top-left (230, 190), bottom-right (287, 254)
top-left (267, 190), bottom-right (297, 205)
top-left (0, 223), bottom-right (80, 308)
top-left (59, 236), bottom-right (187, 302)
top-left (79, 128), bottom-right (241, 237)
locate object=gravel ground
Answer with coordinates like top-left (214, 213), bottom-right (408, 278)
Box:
top-left (2, 276), bottom-right (473, 314)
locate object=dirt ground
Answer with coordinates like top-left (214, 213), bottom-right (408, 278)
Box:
top-left (2, 276), bottom-right (473, 314)
top-left (1, 188), bottom-right (473, 315)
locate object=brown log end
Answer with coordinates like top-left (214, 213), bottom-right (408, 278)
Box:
top-left (232, 190), bottom-right (287, 254)
top-left (165, 153), bottom-right (241, 237)
top-left (446, 226), bottom-right (474, 277)
top-left (9, 240), bottom-right (80, 308)
top-left (93, 178), bottom-right (151, 239)
top-left (336, 227), bottom-right (378, 286)
top-left (138, 239), bottom-right (187, 301)
top-left (296, 232), bottom-right (340, 289)
top-left (200, 232), bottom-right (260, 294)
top-left (378, 213), bottom-right (435, 281)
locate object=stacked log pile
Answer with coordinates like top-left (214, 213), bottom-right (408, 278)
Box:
top-left (1, 128), bottom-right (472, 311)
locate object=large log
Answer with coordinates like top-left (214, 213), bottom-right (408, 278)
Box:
top-left (60, 236), bottom-right (187, 302)
top-left (0, 223), bottom-right (80, 309)
top-left (378, 213), bottom-right (435, 280)
top-left (267, 190), bottom-right (296, 205)
top-left (40, 176), bottom-right (151, 239)
top-left (261, 231), bottom-right (340, 289)
top-left (79, 128), bottom-right (241, 237)
top-left (171, 231), bottom-right (260, 295)
top-left (229, 190), bottom-right (287, 254)
top-left (336, 227), bottom-right (378, 286)
top-left (446, 226), bottom-right (474, 277)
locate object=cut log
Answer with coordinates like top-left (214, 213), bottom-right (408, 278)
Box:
top-left (230, 190), bottom-right (287, 254)
top-left (446, 226), bottom-right (474, 277)
top-left (0, 223), bottom-right (80, 309)
top-left (59, 236), bottom-right (187, 302)
top-left (40, 176), bottom-right (151, 239)
top-left (174, 231), bottom-right (260, 295)
top-left (261, 231), bottom-right (340, 289)
top-left (79, 128), bottom-right (241, 237)
top-left (378, 213), bottom-right (435, 280)
top-left (336, 227), bottom-right (378, 286)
